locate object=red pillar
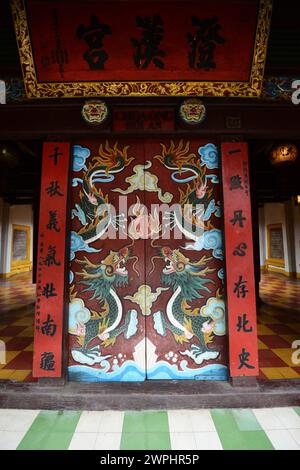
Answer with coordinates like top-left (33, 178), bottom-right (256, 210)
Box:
top-left (32, 142), bottom-right (70, 378)
top-left (221, 142), bottom-right (259, 377)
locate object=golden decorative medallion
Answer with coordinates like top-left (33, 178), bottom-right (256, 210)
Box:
top-left (179, 99), bottom-right (206, 124)
top-left (81, 100), bottom-right (108, 125)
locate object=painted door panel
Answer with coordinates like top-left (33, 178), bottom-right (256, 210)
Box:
top-left (143, 139), bottom-right (227, 380)
top-left (68, 140), bottom-right (147, 381)
top-left (68, 138), bottom-right (228, 381)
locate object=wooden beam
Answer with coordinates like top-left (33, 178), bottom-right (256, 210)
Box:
top-left (0, 100), bottom-right (299, 139)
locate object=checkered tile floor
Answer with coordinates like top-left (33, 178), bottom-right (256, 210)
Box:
top-left (258, 273), bottom-right (300, 380)
top-left (1, 407), bottom-right (300, 450)
top-left (0, 272), bottom-right (36, 382)
top-left (0, 272), bottom-right (299, 382)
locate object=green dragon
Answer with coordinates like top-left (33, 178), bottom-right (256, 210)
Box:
top-left (153, 246), bottom-right (220, 365)
top-left (72, 141), bottom-right (134, 244)
top-left (71, 246), bottom-right (138, 366)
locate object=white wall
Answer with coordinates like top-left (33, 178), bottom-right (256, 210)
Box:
top-left (259, 200), bottom-right (300, 277)
top-left (0, 200), bottom-right (33, 275)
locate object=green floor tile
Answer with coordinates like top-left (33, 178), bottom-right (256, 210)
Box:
top-left (211, 409), bottom-right (274, 450)
top-left (120, 433), bottom-right (171, 450)
top-left (211, 409), bottom-right (239, 433)
top-left (231, 409), bottom-right (262, 431)
top-left (122, 411), bottom-right (170, 434)
top-left (294, 407), bottom-right (300, 417)
top-left (218, 430), bottom-right (274, 451)
top-left (120, 411), bottom-right (171, 450)
top-left (17, 410), bottom-right (81, 450)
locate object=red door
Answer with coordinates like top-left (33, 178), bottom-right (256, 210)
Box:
top-left (68, 138), bottom-right (228, 381)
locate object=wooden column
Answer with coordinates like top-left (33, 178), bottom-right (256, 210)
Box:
top-left (221, 142), bottom-right (259, 379)
top-left (33, 142), bottom-right (71, 379)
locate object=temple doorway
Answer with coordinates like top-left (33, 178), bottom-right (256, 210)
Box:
top-left (68, 138), bottom-right (228, 381)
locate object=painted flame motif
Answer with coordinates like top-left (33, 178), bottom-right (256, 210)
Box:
top-left (154, 139), bottom-right (196, 171)
top-left (128, 197), bottom-right (161, 240)
top-left (91, 140), bottom-right (134, 171)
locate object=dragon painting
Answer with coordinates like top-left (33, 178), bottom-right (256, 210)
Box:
top-left (153, 246), bottom-right (220, 364)
top-left (70, 246), bottom-right (139, 365)
top-left (155, 140), bottom-right (220, 250)
top-left (72, 141), bottom-right (134, 243)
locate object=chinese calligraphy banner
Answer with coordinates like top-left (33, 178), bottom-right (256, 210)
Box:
top-left (12, 0), bottom-right (272, 98)
top-left (33, 142), bottom-right (70, 378)
top-left (221, 142), bottom-right (259, 377)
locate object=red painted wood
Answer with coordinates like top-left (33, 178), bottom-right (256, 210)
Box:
top-left (32, 142), bottom-right (70, 377)
top-left (221, 142), bottom-right (259, 377)
top-left (26, 0), bottom-right (257, 82)
top-left (113, 108), bottom-right (175, 131)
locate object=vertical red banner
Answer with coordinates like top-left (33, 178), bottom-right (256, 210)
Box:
top-left (33, 142), bottom-right (70, 377)
top-left (221, 142), bottom-right (258, 377)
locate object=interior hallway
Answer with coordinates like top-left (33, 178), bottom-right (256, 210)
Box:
top-left (258, 273), bottom-right (300, 380)
top-left (0, 272), bottom-right (35, 382)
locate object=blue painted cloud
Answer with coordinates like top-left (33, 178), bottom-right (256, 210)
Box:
top-left (70, 231), bottom-right (100, 261)
top-left (199, 143), bottom-right (219, 169)
top-left (203, 229), bottom-right (223, 260)
top-left (72, 145), bottom-right (90, 172)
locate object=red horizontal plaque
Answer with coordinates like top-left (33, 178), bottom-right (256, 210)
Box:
top-left (12, 0), bottom-right (272, 98)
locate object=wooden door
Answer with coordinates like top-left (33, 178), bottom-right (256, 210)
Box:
top-left (144, 139), bottom-right (227, 380)
top-left (68, 138), bottom-right (228, 381)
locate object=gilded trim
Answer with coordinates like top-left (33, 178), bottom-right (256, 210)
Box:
top-left (11, 0), bottom-right (273, 99)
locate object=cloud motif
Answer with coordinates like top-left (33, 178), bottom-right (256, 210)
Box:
top-left (218, 268), bottom-right (224, 280)
top-left (203, 229), bottom-right (223, 260)
top-left (69, 298), bottom-right (91, 335)
top-left (200, 297), bottom-right (226, 336)
top-left (73, 145), bottom-right (90, 172)
top-left (203, 199), bottom-right (221, 221)
top-left (69, 270), bottom-right (74, 284)
top-left (70, 231), bottom-right (100, 261)
top-left (198, 143), bottom-right (219, 169)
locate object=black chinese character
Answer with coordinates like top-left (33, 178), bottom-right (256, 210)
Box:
top-left (230, 210), bottom-right (246, 228)
top-left (77, 15), bottom-right (111, 70)
top-left (48, 147), bottom-right (62, 166)
top-left (131, 14), bottom-right (165, 69)
top-left (42, 245), bottom-right (61, 267)
top-left (41, 314), bottom-right (57, 337)
top-left (230, 175), bottom-right (243, 191)
top-left (233, 242), bottom-right (247, 257)
top-left (47, 210), bottom-right (61, 232)
top-left (238, 348), bottom-right (255, 370)
top-left (228, 148), bottom-right (242, 155)
top-left (187, 16), bottom-right (225, 70)
top-left (40, 352), bottom-right (55, 371)
top-left (236, 314), bottom-right (253, 333)
top-left (46, 181), bottom-right (63, 197)
top-left (233, 276), bottom-right (248, 298)
top-left (42, 282), bottom-right (57, 299)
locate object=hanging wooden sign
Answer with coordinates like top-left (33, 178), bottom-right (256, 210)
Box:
top-left (33, 142), bottom-right (70, 378)
top-left (221, 142), bottom-right (259, 377)
top-left (12, 0), bottom-right (272, 98)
